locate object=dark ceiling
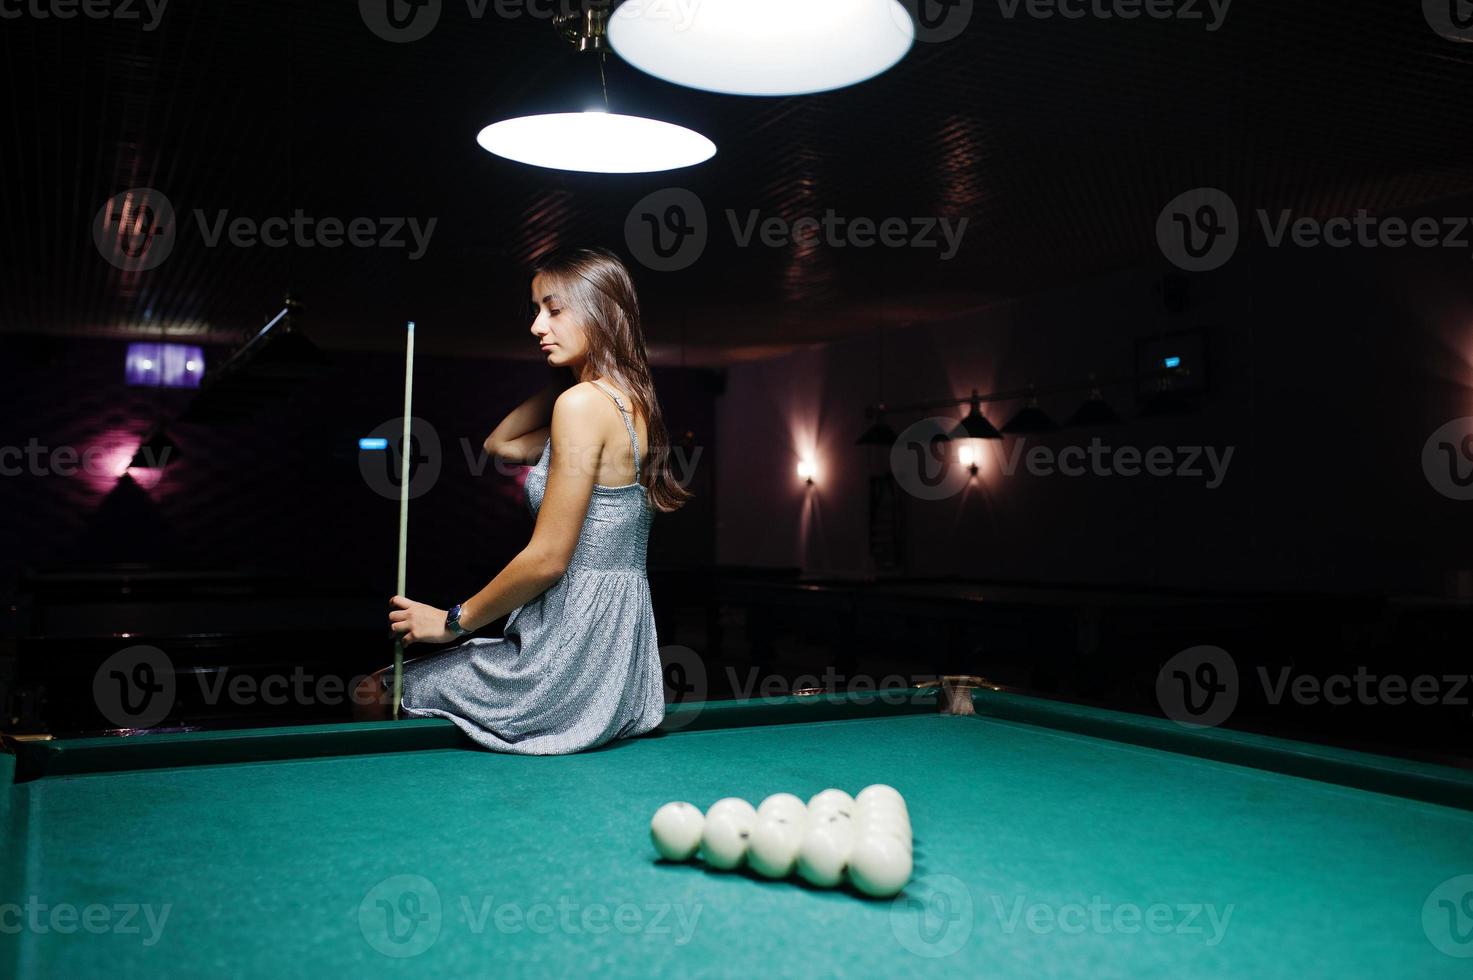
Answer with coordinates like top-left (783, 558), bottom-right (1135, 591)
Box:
top-left (4, 1), bottom-right (1473, 365)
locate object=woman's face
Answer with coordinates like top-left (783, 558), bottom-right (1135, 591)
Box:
top-left (529, 273), bottom-right (588, 369)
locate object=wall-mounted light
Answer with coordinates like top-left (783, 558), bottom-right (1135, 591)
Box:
top-left (949, 389), bottom-right (1000, 476)
top-left (796, 458), bottom-right (817, 485)
top-left (957, 444), bottom-right (980, 477)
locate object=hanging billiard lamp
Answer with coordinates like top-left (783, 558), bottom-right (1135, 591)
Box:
top-left (609, 0), bottom-right (915, 96)
top-left (1002, 386), bottom-right (1059, 435)
top-left (128, 423), bottom-right (183, 470)
top-left (476, 3), bottom-right (716, 174)
top-left (1065, 376), bottom-right (1123, 428)
top-left (855, 407), bottom-right (898, 446)
top-left (948, 389), bottom-right (1001, 475)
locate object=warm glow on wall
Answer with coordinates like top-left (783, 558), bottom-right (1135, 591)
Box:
top-left (957, 443), bottom-right (980, 476)
top-left (796, 458), bottom-right (817, 485)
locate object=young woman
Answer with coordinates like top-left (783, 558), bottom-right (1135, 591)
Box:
top-left (355, 247), bottom-right (691, 754)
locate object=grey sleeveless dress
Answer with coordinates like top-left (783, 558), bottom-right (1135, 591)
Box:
top-left (398, 381), bottom-right (667, 754)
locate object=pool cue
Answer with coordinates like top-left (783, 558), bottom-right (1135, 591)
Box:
top-left (392, 320), bottom-right (416, 719)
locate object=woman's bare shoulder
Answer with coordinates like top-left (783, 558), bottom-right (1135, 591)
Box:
top-left (553, 382), bottom-right (606, 415)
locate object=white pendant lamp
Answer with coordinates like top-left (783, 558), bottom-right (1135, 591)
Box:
top-left (476, 110), bottom-right (715, 173)
top-left (609, 0), bottom-right (915, 97)
top-left (476, 5), bottom-right (717, 174)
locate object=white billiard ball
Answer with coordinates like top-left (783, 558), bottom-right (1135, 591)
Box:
top-left (811, 810), bottom-right (855, 837)
top-left (757, 793), bottom-right (807, 825)
top-left (807, 788), bottom-right (856, 814)
top-left (855, 802), bottom-right (909, 828)
top-left (701, 812), bottom-right (753, 870)
top-left (650, 801), bottom-right (705, 861)
top-left (746, 815), bottom-right (804, 878)
top-left (855, 805), bottom-right (910, 835)
top-left (707, 797), bottom-right (758, 825)
top-left (796, 824), bottom-right (854, 888)
top-left (846, 833), bottom-right (913, 898)
top-left (856, 784), bottom-right (906, 811)
top-left (854, 819), bottom-right (911, 854)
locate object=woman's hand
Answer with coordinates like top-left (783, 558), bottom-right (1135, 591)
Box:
top-left (388, 595), bottom-right (454, 646)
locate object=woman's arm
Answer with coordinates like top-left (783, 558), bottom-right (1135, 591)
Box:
top-left (389, 385), bottom-right (605, 643)
top-left (484, 370), bottom-right (572, 465)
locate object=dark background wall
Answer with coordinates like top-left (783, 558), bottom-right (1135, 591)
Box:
top-left (0, 336), bottom-right (721, 620)
top-left (715, 198), bottom-right (1473, 597)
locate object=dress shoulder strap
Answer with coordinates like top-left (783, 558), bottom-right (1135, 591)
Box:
top-left (589, 380), bottom-right (641, 478)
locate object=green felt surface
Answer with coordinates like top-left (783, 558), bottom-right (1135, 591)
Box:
top-left (4, 710), bottom-right (1473, 978)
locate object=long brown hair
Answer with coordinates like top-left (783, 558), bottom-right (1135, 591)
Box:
top-left (532, 247), bottom-right (693, 514)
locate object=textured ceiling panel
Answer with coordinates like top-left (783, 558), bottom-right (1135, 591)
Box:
top-left (2, 1), bottom-right (1473, 364)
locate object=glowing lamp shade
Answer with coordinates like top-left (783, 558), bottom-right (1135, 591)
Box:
top-left (476, 112), bottom-right (716, 174)
top-left (609, 0), bottom-right (915, 96)
top-left (796, 458), bottom-right (817, 484)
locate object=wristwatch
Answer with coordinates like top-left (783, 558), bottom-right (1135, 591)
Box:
top-left (445, 603), bottom-right (472, 638)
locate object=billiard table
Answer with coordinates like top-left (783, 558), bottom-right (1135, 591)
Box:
top-left (3, 686), bottom-right (1472, 977)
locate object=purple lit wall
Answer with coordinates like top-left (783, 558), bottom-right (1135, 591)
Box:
top-left (0, 340), bottom-right (718, 615)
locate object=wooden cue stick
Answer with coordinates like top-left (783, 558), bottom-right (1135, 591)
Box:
top-left (393, 320), bottom-right (416, 719)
